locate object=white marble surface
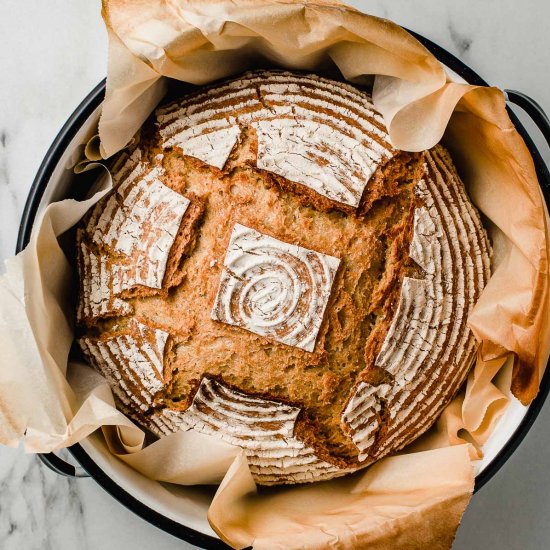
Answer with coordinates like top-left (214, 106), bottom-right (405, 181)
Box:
top-left (1, 1), bottom-right (550, 548)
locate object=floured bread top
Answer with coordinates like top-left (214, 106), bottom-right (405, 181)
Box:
top-left (76, 70), bottom-right (491, 485)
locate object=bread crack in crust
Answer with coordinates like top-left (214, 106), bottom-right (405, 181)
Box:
top-left (77, 70), bottom-right (491, 485)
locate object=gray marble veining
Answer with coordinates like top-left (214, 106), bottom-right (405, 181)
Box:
top-left (0, 452), bottom-right (88, 550)
top-left (1, 1), bottom-right (549, 549)
top-left (448, 23), bottom-right (473, 56)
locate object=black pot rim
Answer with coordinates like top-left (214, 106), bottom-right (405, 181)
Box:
top-left (17, 28), bottom-right (550, 550)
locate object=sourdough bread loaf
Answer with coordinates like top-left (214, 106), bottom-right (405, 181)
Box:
top-left (76, 70), bottom-right (491, 485)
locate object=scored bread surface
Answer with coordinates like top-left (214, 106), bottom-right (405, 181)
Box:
top-left (76, 70), bottom-right (491, 485)
top-left (153, 378), bottom-right (351, 485)
top-left (157, 71), bottom-right (393, 207)
top-left (211, 223), bottom-right (341, 352)
top-left (342, 149), bottom-right (491, 462)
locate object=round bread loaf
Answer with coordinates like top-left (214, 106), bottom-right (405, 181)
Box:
top-left (77, 70), bottom-right (491, 485)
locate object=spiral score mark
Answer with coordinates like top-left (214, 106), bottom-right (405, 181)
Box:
top-left (212, 224), bottom-right (340, 352)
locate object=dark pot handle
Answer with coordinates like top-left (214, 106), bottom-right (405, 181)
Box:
top-left (505, 89), bottom-right (550, 148)
top-left (38, 452), bottom-right (89, 478)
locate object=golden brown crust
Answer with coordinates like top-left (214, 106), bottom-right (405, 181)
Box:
top-left (79, 141), bottom-right (420, 462)
top-left (76, 70), bottom-right (491, 482)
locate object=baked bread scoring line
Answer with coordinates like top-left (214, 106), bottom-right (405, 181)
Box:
top-left (342, 149), bottom-right (491, 462)
top-left (79, 319), bottom-right (169, 414)
top-left (78, 150), bottom-right (191, 322)
top-left (157, 71), bottom-right (395, 207)
top-left (152, 377), bottom-right (353, 485)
